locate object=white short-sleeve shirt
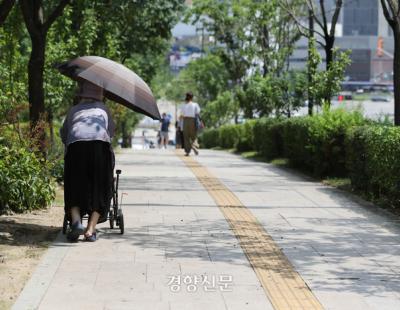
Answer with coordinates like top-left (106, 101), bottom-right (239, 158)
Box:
top-left (181, 101), bottom-right (200, 118)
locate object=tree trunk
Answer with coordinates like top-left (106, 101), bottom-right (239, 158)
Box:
top-left (261, 25), bottom-right (269, 77)
top-left (308, 9), bottom-right (314, 116)
top-left (28, 34), bottom-right (47, 150)
top-left (325, 39), bottom-right (334, 70)
top-left (47, 108), bottom-right (54, 147)
top-left (121, 135), bottom-right (132, 148)
top-left (394, 27), bottom-right (400, 125)
top-left (121, 121), bottom-right (132, 148)
top-left (324, 37), bottom-right (334, 107)
top-left (0, 0), bottom-right (15, 26)
top-left (20, 0), bottom-right (71, 152)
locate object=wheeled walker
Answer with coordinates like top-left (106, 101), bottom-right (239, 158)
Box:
top-left (62, 169), bottom-right (124, 235)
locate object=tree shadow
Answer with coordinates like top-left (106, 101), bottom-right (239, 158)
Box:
top-left (51, 148), bottom-right (400, 299)
top-left (0, 219), bottom-right (60, 248)
top-left (194, 150), bottom-right (400, 297)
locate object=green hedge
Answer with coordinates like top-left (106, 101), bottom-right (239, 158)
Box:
top-left (236, 120), bottom-right (256, 152)
top-left (253, 118), bottom-right (283, 158)
top-left (346, 126), bottom-right (400, 207)
top-left (201, 123), bottom-right (250, 150)
top-left (219, 124), bottom-right (243, 149)
top-left (199, 111), bottom-right (400, 209)
top-left (202, 109), bottom-right (366, 177)
top-left (283, 109), bottom-right (366, 176)
top-left (201, 128), bottom-right (220, 149)
top-left (264, 121), bottom-right (285, 159)
top-left (345, 126), bottom-right (369, 191)
top-left (249, 109), bottom-right (366, 176)
top-left (281, 117), bottom-right (314, 170)
top-left (0, 145), bottom-right (55, 213)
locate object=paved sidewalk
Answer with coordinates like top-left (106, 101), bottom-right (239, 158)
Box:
top-left (13, 149), bottom-right (400, 310)
top-left (196, 150), bottom-right (400, 310)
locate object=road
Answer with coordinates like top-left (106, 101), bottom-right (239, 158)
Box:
top-left (296, 99), bottom-right (394, 120)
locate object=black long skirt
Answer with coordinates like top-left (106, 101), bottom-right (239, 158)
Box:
top-left (64, 140), bottom-right (113, 223)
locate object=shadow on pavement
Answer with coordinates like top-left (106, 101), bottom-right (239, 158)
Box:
top-left (0, 220), bottom-right (59, 247)
top-left (104, 149), bottom-right (400, 298)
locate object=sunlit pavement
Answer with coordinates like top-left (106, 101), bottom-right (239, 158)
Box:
top-left (13, 149), bottom-right (400, 310)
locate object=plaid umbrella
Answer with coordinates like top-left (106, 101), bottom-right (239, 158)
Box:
top-left (57, 56), bottom-right (160, 120)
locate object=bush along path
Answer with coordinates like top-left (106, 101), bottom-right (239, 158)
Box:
top-left (200, 107), bottom-right (400, 213)
top-left (0, 135), bottom-right (62, 308)
top-left (0, 144), bottom-right (56, 214)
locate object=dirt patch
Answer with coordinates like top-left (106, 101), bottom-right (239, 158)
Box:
top-left (0, 204), bottom-right (64, 310)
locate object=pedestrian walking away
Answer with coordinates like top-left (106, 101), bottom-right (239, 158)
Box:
top-left (181, 92), bottom-right (200, 156)
top-left (159, 112), bottom-right (170, 149)
top-left (60, 81), bottom-right (115, 242)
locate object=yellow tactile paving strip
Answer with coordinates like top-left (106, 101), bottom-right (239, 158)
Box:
top-left (179, 153), bottom-right (324, 310)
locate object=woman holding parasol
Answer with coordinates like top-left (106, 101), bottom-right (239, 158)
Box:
top-left (58, 56), bottom-right (160, 242)
top-left (60, 81), bottom-right (115, 242)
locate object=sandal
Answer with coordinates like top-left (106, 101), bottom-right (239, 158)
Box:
top-left (84, 232), bottom-right (97, 242)
top-left (67, 221), bottom-right (84, 242)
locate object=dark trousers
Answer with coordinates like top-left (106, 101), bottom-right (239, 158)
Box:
top-left (183, 117), bottom-right (198, 154)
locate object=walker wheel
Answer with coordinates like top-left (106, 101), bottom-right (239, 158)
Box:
top-left (109, 211), bottom-right (114, 229)
top-left (119, 214), bottom-right (124, 235)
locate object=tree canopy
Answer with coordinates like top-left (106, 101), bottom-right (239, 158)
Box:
top-left (0, 0), bottom-right (185, 149)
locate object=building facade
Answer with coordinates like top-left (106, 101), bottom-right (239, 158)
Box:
top-left (290, 0), bottom-right (394, 82)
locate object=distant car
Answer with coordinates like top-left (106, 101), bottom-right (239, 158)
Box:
top-left (338, 92), bottom-right (353, 100)
top-left (371, 96), bottom-right (391, 102)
